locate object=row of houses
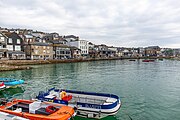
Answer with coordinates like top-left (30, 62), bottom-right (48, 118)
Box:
top-left (0, 29), bottom-right (89, 60)
top-left (0, 27), bottom-right (180, 60)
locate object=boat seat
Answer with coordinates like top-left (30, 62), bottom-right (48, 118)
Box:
top-left (35, 107), bottom-right (51, 115)
top-left (14, 103), bottom-right (29, 109)
top-left (13, 104), bottom-right (28, 109)
top-left (13, 108), bottom-right (22, 112)
top-left (13, 103), bottom-right (29, 112)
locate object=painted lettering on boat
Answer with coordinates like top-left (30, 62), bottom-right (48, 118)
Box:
top-left (85, 104), bottom-right (101, 109)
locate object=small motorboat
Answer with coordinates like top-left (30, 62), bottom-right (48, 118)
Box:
top-left (0, 99), bottom-right (75, 120)
top-left (0, 78), bottom-right (24, 87)
top-left (0, 82), bottom-right (5, 90)
top-left (142, 59), bottom-right (155, 62)
top-left (37, 88), bottom-right (121, 119)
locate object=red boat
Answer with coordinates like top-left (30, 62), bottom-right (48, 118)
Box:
top-left (142, 59), bottom-right (155, 62)
top-left (0, 82), bottom-right (5, 90)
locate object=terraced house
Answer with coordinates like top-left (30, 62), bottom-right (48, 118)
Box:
top-left (3, 32), bottom-right (25, 59)
top-left (145, 46), bottom-right (161, 57)
top-left (25, 42), bottom-right (53, 60)
top-left (50, 40), bottom-right (71, 59)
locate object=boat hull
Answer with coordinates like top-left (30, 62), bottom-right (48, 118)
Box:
top-left (72, 100), bottom-right (121, 119)
top-left (142, 59), bottom-right (155, 62)
top-left (4, 79), bottom-right (24, 86)
top-left (0, 78), bottom-right (24, 87)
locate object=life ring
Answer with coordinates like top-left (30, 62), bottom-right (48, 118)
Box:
top-left (60, 91), bottom-right (66, 99)
top-left (45, 105), bottom-right (58, 114)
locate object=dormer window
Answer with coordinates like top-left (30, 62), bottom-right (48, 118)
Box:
top-left (8, 38), bottom-right (12, 43)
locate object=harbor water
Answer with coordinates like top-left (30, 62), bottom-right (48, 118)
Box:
top-left (0, 59), bottom-right (180, 120)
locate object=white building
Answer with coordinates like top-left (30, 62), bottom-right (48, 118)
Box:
top-left (69, 40), bottom-right (89, 56)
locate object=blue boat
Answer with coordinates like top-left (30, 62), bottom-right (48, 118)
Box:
top-left (36, 87), bottom-right (121, 119)
top-left (0, 78), bottom-right (24, 87)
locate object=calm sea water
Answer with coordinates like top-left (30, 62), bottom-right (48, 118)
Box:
top-left (0, 59), bottom-right (180, 120)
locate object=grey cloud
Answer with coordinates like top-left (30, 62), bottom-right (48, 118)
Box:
top-left (0, 0), bottom-right (180, 48)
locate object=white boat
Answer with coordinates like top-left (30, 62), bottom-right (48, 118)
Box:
top-left (37, 88), bottom-right (121, 119)
top-left (0, 111), bottom-right (29, 120)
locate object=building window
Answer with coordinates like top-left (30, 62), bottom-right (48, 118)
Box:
top-left (43, 50), bottom-right (46, 53)
top-left (66, 51), bottom-right (70, 54)
top-left (56, 51), bottom-right (60, 54)
top-left (35, 50), bottom-right (38, 54)
top-left (47, 50), bottom-right (50, 54)
top-left (47, 46), bottom-right (50, 49)
top-left (17, 39), bottom-right (20, 44)
top-left (15, 45), bottom-right (21, 51)
top-left (60, 51), bottom-right (64, 54)
top-left (8, 38), bottom-right (12, 43)
top-left (7, 45), bottom-right (13, 50)
top-left (0, 37), bottom-right (5, 42)
top-left (43, 46), bottom-right (46, 49)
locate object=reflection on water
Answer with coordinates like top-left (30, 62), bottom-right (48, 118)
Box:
top-left (0, 86), bottom-right (24, 99)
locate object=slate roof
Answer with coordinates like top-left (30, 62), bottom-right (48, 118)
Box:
top-left (30, 42), bottom-right (52, 46)
top-left (53, 44), bottom-right (70, 48)
top-left (69, 46), bottom-right (81, 51)
top-left (3, 32), bottom-right (22, 40)
top-left (63, 35), bottom-right (79, 39)
top-left (7, 51), bottom-right (25, 54)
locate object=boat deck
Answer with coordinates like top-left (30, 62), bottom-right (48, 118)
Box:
top-left (7, 102), bottom-right (57, 116)
top-left (67, 93), bottom-right (117, 105)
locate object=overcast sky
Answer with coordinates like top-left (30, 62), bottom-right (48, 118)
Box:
top-left (0, 0), bottom-right (180, 48)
